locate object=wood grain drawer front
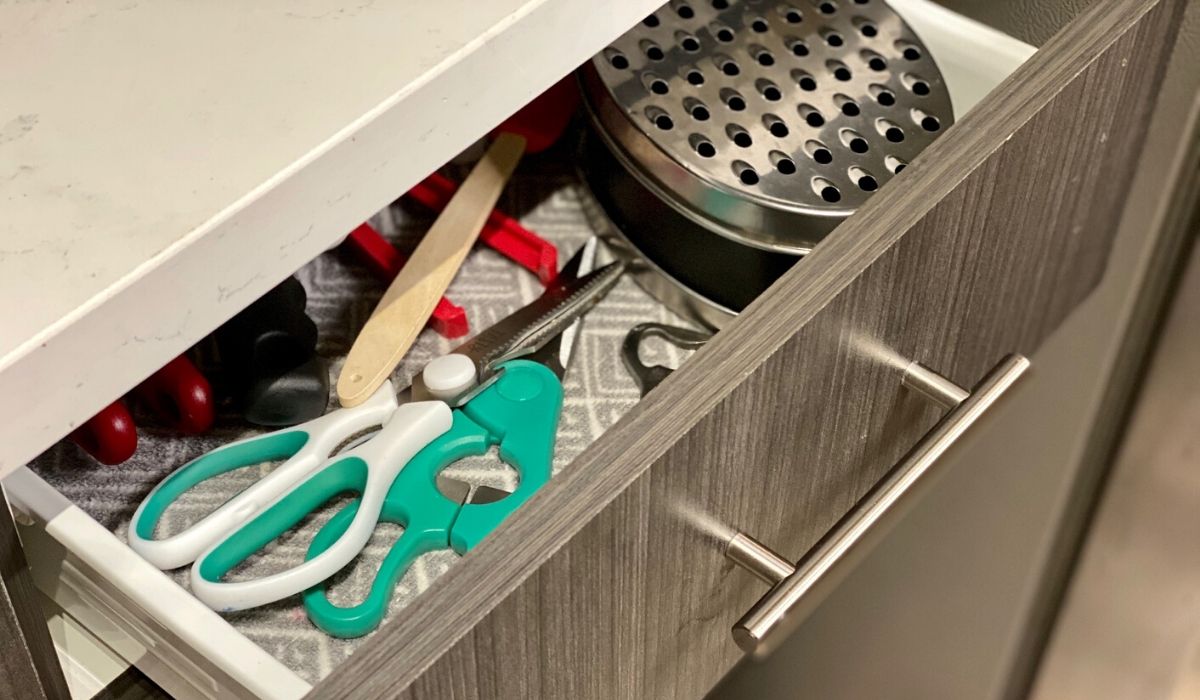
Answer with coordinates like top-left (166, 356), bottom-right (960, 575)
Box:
top-left (312, 0), bottom-right (1184, 697)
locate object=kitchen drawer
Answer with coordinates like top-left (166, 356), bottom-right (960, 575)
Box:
top-left (6, 0), bottom-right (1183, 697)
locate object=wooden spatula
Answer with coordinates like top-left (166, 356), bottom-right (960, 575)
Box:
top-left (336, 133), bottom-right (525, 406)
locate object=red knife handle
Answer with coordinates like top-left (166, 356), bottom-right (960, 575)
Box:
top-left (69, 401), bottom-right (137, 465)
top-left (408, 173), bottom-right (558, 285)
top-left (133, 355), bottom-right (215, 435)
top-left (345, 224), bottom-right (470, 338)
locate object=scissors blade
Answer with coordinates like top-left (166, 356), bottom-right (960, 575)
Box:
top-left (451, 240), bottom-right (623, 384)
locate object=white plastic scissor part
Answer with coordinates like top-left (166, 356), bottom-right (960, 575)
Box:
top-left (422, 353), bottom-right (478, 402)
top-left (188, 399), bottom-right (452, 612)
top-left (128, 382), bottom-right (401, 570)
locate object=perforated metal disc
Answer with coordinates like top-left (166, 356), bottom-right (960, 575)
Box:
top-left (583, 0), bottom-right (953, 253)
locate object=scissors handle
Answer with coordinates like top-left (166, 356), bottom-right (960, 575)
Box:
top-left (304, 359), bottom-right (561, 637)
top-left (303, 411), bottom-right (490, 637)
top-left (188, 399), bottom-right (452, 612)
top-left (128, 382), bottom-right (399, 571)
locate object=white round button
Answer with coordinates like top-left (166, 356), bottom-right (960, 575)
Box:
top-left (423, 354), bottom-right (478, 401)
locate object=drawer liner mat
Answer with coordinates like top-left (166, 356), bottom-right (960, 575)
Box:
top-left (29, 165), bottom-right (694, 684)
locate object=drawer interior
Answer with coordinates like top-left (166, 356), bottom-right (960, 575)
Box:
top-left (15, 0), bottom-right (1033, 693)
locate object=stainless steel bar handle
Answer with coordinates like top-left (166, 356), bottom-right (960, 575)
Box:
top-left (726, 354), bottom-right (1030, 658)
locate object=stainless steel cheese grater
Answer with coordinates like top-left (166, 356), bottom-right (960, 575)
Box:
top-left (581, 0), bottom-right (954, 256)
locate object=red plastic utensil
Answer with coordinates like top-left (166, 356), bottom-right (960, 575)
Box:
top-left (71, 354), bottom-right (214, 465)
top-left (409, 173), bottom-right (558, 284)
top-left (346, 223), bottom-right (470, 338)
top-left (492, 76), bottom-right (580, 154)
top-left (69, 400), bottom-right (137, 465)
top-left (132, 355), bottom-right (215, 435)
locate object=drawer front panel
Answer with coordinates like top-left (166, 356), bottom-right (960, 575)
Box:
top-left (313, 0), bottom-right (1183, 697)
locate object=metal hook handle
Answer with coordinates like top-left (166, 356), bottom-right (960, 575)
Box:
top-left (725, 354), bottom-right (1030, 658)
top-left (621, 323), bottom-right (713, 397)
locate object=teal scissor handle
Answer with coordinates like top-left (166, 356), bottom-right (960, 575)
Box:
top-left (303, 359), bottom-right (562, 637)
top-left (188, 400), bottom-right (451, 612)
top-left (128, 384), bottom-right (401, 571)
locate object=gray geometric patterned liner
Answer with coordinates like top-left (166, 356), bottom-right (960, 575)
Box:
top-left (28, 159), bottom-right (697, 684)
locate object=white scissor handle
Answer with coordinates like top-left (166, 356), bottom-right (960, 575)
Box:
top-left (187, 399), bottom-right (452, 612)
top-left (128, 382), bottom-right (401, 570)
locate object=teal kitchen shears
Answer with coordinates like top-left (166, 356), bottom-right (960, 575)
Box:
top-left (129, 239), bottom-right (621, 636)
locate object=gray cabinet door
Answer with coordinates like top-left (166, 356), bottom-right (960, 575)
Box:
top-left (310, 0), bottom-right (1184, 697)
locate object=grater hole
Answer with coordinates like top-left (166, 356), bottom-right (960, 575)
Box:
top-left (824, 31), bottom-right (844, 47)
top-left (727, 124), bottom-right (753, 147)
top-left (879, 118), bottom-right (905, 142)
top-left (650, 78), bottom-right (670, 94)
top-left (647, 107), bottom-right (675, 131)
top-left (792, 70), bottom-right (818, 91)
top-left (798, 103), bottom-right (824, 127)
top-left (686, 69), bottom-right (706, 85)
top-left (719, 57), bottom-right (742, 76)
top-left (690, 134), bottom-right (717, 158)
top-left (756, 79), bottom-right (782, 101)
top-left (712, 0), bottom-right (729, 8)
top-left (834, 93), bottom-right (859, 116)
top-left (685, 98), bottom-right (711, 120)
top-left (764, 114), bottom-right (790, 137)
top-left (771, 151), bottom-right (797, 174)
top-left (751, 18), bottom-right (769, 32)
top-left (722, 88), bottom-right (747, 111)
top-left (680, 35), bottom-right (701, 52)
top-left (828, 60), bottom-right (852, 81)
top-left (643, 14), bottom-right (660, 27)
top-left (905, 48), bottom-right (922, 60)
top-left (903, 73), bottom-right (932, 95)
top-left (788, 39), bottom-right (810, 56)
top-left (870, 84), bottom-right (896, 106)
top-left (921, 115), bottom-right (940, 131)
top-left (675, 3), bottom-right (696, 19)
top-left (813, 178), bottom-right (842, 202)
top-left (858, 22), bottom-right (878, 37)
top-left (785, 8), bottom-right (804, 23)
top-left (716, 28), bottom-right (735, 42)
top-left (733, 161), bottom-right (760, 185)
top-left (850, 167), bottom-right (878, 191)
top-left (818, 1), bottom-right (837, 14)
top-left (885, 155), bottom-right (907, 173)
top-left (803, 139), bottom-right (833, 164)
top-left (841, 129), bottom-right (869, 153)
top-left (606, 49), bottom-right (630, 70)
top-left (868, 57), bottom-right (887, 71)
top-left (756, 49), bottom-right (776, 66)
top-left (643, 41), bottom-right (666, 61)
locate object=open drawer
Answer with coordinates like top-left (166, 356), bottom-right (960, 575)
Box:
top-left (4, 0), bottom-right (1183, 697)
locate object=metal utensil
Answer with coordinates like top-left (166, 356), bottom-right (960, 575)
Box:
top-left (622, 322), bottom-right (713, 396)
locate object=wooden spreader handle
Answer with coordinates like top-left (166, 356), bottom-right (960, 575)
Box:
top-left (337, 133), bottom-right (526, 407)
